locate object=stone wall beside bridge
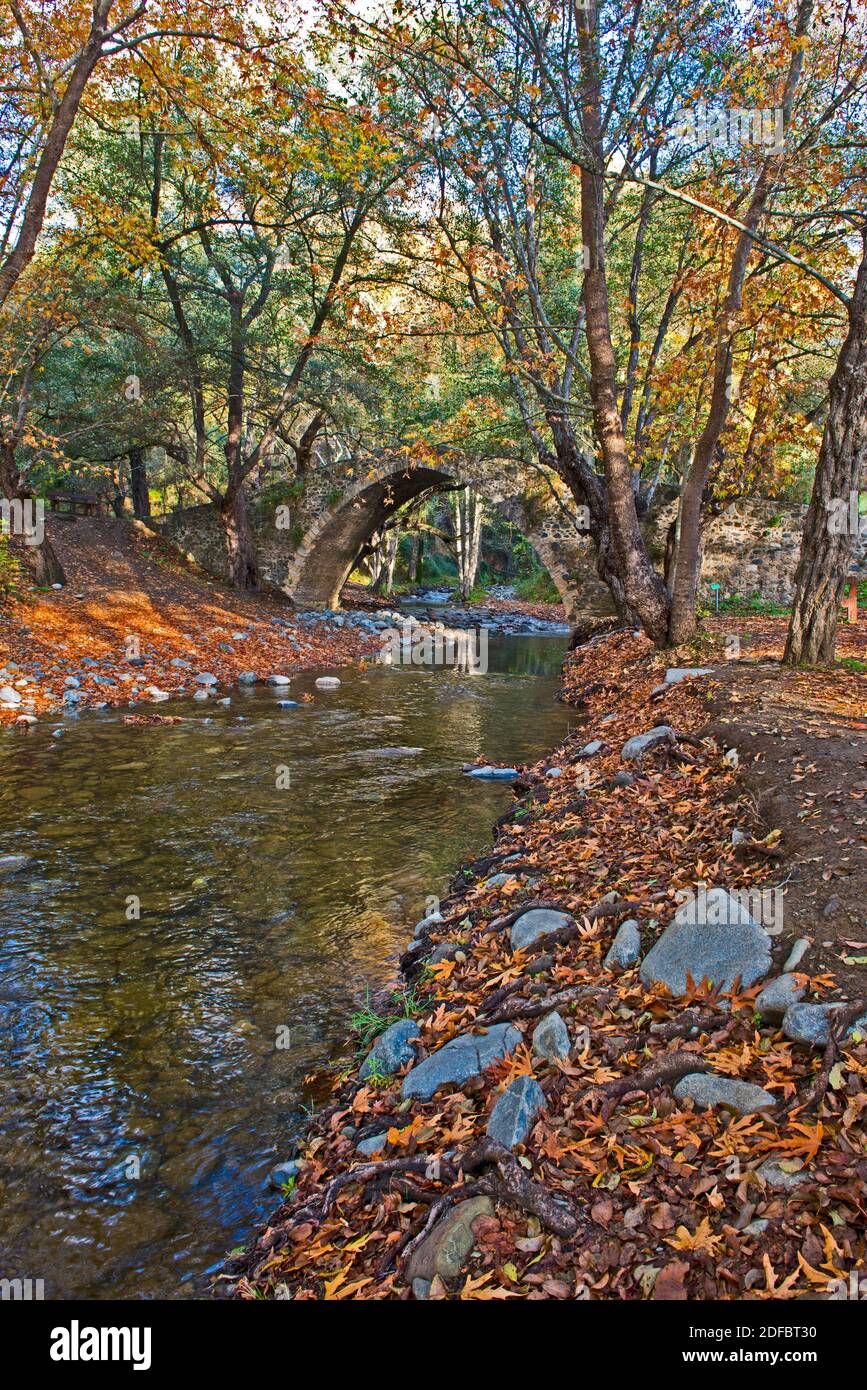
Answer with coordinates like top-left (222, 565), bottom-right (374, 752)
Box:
top-left (158, 458), bottom-right (862, 619)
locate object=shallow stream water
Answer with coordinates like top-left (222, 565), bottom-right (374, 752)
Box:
top-left (0, 632), bottom-right (572, 1298)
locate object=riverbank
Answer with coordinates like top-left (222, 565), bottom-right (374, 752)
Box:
top-left (0, 625), bottom-right (572, 1299)
top-left (0, 516), bottom-right (383, 725)
top-left (0, 519), bottom-right (579, 726)
top-left (225, 622), bottom-right (867, 1301)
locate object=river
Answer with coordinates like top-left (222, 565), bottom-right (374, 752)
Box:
top-left (0, 631), bottom-right (573, 1299)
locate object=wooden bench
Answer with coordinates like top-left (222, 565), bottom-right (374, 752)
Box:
top-left (46, 490), bottom-right (105, 517)
top-left (842, 573), bottom-right (862, 624)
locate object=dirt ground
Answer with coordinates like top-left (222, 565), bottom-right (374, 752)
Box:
top-left (705, 618), bottom-right (867, 998)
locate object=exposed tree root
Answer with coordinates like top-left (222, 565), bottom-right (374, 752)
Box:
top-left (595, 1050), bottom-right (709, 1119)
top-left (482, 984), bottom-right (608, 1026)
top-left (648, 1007), bottom-right (731, 1041)
top-left (321, 1155), bottom-right (457, 1217)
top-left (461, 1138), bottom-right (579, 1237)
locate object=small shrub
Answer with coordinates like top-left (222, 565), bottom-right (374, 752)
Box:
top-left (514, 569), bottom-right (559, 603)
top-left (717, 592), bottom-right (790, 617)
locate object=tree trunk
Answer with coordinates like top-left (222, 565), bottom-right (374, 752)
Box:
top-left (467, 490), bottom-right (483, 597)
top-left (368, 531), bottom-right (385, 591)
top-left (220, 488), bottom-right (259, 589)
top-left (23, 524), bottom-right (66, 586)
top-left (0, 442), bottom-right (65, 586)
top-left (129, 446), bottom-right (150, 518)
top-left (454, 487), bottom-right (483, 602)
top-left (575, 5), bottom-right (671, 644)
top-left (547, 417), bottom-right (650, 628)
top-left (383, 529), bottom-right (400, 593)
top-left (408, 533), bottom-right (419, 588)
top-left (784, 236), bottom-right (867, 666)
top-left (0, 1), bottom-right (118, 306)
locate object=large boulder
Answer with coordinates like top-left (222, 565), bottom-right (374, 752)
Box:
top-left (639, 888), bottom-right (771, 996)
top-left (510, 907), bottom-right (573, 952)
top-left (401, 1023), bottom-right (521, 1100)
top-left (673, 1073), bottom-right (775, 1116)
top-left (360, 1018), bottom-right (420, 1080)
top-left (406, 1196), bottom-right (494, 1283)
top-left (486, 1075), bottom-right (545, 1149)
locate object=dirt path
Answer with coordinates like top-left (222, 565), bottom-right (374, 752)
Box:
top-left (707, 637), bottom-right (867, 997)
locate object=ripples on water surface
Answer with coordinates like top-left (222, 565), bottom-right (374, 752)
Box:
top-left (0, 633), bottom-right (573, 1298)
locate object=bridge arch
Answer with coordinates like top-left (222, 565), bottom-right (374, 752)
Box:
top-left (286, 456), bottom-right (593, 620)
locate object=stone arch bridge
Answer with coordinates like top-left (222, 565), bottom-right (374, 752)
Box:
top-left (161, 454), bottom-right (599, 620)
top-left (159, 453), bottom-right (827, 618)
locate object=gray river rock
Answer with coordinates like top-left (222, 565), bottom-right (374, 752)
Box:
top-left (401, 1024), bottom-right (522, 1100)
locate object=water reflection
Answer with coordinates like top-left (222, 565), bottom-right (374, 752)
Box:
top-left (0, 633), bottom-right (572, 1298)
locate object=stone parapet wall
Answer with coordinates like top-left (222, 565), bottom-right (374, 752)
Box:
top-left (159, 480), bottom-right (865, 617)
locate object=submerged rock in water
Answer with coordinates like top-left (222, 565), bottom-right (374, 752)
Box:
top-left (0, 854), bottom-right (29, 876)
top-left (465, 765), bottom-right (519, 781)
top-left (269, 1159), bottom-right (300, 1190)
